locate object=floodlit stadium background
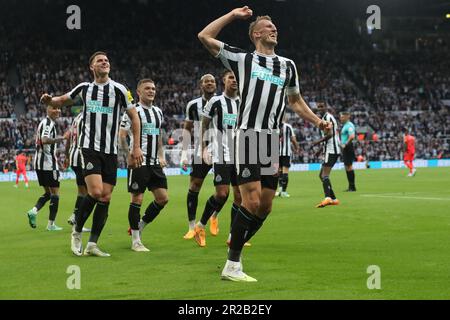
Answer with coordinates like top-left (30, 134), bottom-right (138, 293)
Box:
top-left (0, 0), bottom-right (449, 300)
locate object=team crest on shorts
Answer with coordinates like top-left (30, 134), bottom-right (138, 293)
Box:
top-left (241, 168), bottom-right (251, 178)
top-left (131, 182), bottom-right (139, 190)
top-left (215, 174), bottom-right (222, 183)
top-left (86, 162), bottom-right (94, 170)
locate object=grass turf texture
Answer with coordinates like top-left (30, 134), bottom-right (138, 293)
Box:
top-left (1, 167), bottom-right (449, 299)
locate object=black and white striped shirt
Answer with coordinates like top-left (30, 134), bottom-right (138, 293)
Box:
top-left (34, 117), bottom-right (58, 171)
top-left (69, 113), bottom-right (83, 167)
top-left (185, 96), bottom-right (212, 157)
top-left (66, 79), bottom-right (134, 155)
top-left (121, 103), bottom-right (164, 166)
top-left (322, 112), bottom-right (340, 155)
top-left (217, 42), bottom-right (300, 133)
top-left (185, 96), bottom-right (208, 122)
top-left (203, 94), bottom-right (239, 163)
top-left (280, 122), bottom-right (295, 157)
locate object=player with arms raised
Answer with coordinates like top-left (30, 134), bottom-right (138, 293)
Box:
top-left (40, 51), bottom-right (143, 257)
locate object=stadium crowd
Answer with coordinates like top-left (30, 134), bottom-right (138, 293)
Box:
top-left (0, 63), bottom-right (15, 119)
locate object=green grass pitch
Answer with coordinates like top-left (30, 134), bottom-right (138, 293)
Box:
top-left (1, 167), bottom-right (449, 299)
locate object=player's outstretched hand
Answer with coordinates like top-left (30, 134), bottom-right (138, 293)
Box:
top-left (40, 93), bottom-right (53, 105)
top-left (232, 6), bottom-right (253, 19)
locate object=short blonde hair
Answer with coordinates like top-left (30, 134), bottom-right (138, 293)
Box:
top-left (248, 15), bottom-right (272, 44)
top-left (137, 78), bottom-right (154, 89)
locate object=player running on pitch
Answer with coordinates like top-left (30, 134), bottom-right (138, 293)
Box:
top-left (14, 151), bottom-right (29, 188)
top-left (65, 113), bottom-right (87, 225)
top-left (40, 51), bottom-right (143, 257)
top-left (181, 74), bottom-right (218, 240)
top-left (193, 70), bottom-right (243, 247)
top-left (313, 101), bottom-right (340, 208)
top-left (276, 116), bottom-right (299, 198)
top-left (26, 105), bottom-right (67, 230)
top-left (198, 6), bottom-right (331, 281)
top-left (403, 128), bottom-right (416, 177)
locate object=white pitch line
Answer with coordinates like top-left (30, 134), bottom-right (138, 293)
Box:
top-left (360, 195), bottom-right (450, 201)
top-left (371, 192), bottom-right (421, 196)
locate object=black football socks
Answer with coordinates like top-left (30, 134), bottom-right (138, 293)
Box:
top-left (128, 203), bottom-right (141, 230)
top-left (48, 195), bottom-right (59, 221)
top-left (187, 190), bottom-right (199, 222)
top-left (346, 170), bottom-right (356, 190)
top-left (200, 195), bottom-right (226, 225)
top-left (34, 192), bottom-right (51, 211)
top-left (322, 176), bottom-right (336, 200)
top-left (89, 201), bottom-right (109, 243)
top-left (228, 206), bottom-right (265, 262)
top-left (75, 194), bottom-right (97, 233)
top-left (142, 201), bottom-right (165, 224)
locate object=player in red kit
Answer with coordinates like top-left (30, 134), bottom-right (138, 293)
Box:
top-left (14, 151), bottom-right (29, 188)
top-left (403, 128), bottom-right (416, 177)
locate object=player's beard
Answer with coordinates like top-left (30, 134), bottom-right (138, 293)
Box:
top-left (263, 35), bottom-right (277, 48)
top-left (94, 68), bottom-right (109, 80)
top-left (203, 88), bottom-right (216, 97)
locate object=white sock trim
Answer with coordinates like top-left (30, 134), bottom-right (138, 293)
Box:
top-left (226, 259), bottom-right (240, 268)
top-left (197, 221), bottom-right (205, 228)
top-left (131, 230), bottom-right (141, 242)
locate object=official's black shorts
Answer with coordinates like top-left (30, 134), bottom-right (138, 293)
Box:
top-left (128, 165), bottom-right (168, 194)
top-left (279, 156), bottom-right (291, 168)
top-left (323, 153), bottom-right (339, 168)
top-left (71, 166), bottom-right (86, 187)
top-left (213, 163), bottom-right (237, 187)
top-left (80, 148), bottom-right (118, 186)
top-left (36, 170), bottom-right (60, 188)
top-left (342, 144), bottom-right (356, 166)
top-left (235, 129), bottom-right (279, 191)
top-left (190, 162), bottom-right (213, 179)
